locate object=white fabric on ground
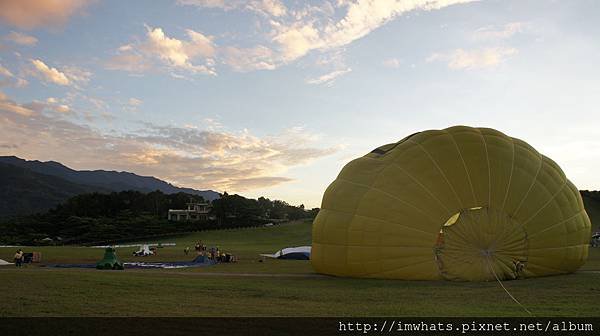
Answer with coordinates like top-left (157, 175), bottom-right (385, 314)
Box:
top-left (260, 246), bottom-right (311, 258)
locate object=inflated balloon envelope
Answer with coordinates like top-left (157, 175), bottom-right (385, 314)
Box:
top-left (311, 126), bottom-right (591, 281)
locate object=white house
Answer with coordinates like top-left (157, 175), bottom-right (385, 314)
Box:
top-left (168, 201), bottom-right (211, 221)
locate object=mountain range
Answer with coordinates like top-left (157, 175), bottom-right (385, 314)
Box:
top-left (0, 156), bottom-right (220, 217)
top-left (0, 155), bottom-right (598, 232)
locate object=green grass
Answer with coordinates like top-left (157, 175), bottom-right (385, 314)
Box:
top-left (1, 219), bottom-right (599, 317)
top-left (0, 220), bottom-right (314, 273)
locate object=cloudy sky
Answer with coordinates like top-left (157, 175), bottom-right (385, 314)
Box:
top-left (0, 0), bottom-right (599, 208)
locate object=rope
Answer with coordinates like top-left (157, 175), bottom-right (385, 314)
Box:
top-left (484, 255), bottom-right (533, 316)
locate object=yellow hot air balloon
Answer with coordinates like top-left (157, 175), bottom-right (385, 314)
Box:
top-left (311, 126), bottom-right (591, 281)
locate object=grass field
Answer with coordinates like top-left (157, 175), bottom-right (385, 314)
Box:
top-left (1, 219), bottom-right (599, 317)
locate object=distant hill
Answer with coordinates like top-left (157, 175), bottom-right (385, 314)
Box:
top-left (0, 162), bottom-right (106, 217)
top-left (581, 191), bottom-right (600, 232)
top-left (0, 156), bottom-right (220, 217)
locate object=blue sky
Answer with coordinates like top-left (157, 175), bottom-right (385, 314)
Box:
top-left (1, 0), bottom-right (599, 208)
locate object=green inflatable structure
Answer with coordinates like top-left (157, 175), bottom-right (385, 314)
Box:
top-left (96, 247), bottom-right (124, 270)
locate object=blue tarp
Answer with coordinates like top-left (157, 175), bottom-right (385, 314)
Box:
top-left (124, 258), bottom-right (215, 269)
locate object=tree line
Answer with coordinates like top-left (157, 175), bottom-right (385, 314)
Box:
top-left (0, 190), bottom-right (319, 245)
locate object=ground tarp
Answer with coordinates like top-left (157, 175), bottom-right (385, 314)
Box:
top-left (46, 256), bottom-right (215, 269)
top-left (123, 260), bottom-right (215, 269)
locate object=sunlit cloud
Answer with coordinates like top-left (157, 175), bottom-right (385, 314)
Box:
top-left (4, 31), bottom-right (38, 46)
top-left (472, 22), bottom-right (526, 41)
top-left (249, 0), bottom-right (287, 17)
top-left (29, 59), bottom-right (70, 85)
top-left (62, 66), bottom-right (92, 84)
top-left (270, 0), bottom-right (476, 62)
top-left (0, 92), bottom-right (340, 192)
top-left (0, 66), bottom-right (13, 78)
top-left (427, 47), bottom-right (518, 69)
top-left (223, 46), bottom-right (277, 72)
top-left (306, 68), bottom-right (351, 86)
top-left (53, 104), bottom-right (71, 114)
top-left (105, 53), bottom-right (153, 73)
top-left (28, 59), bottom-right (92, 87)
top-left (124, 97), bottom-right (143, 113)
top-left (0, 0), bottom-right (92, 30)
top-left (0, 63), bottom-right (28, 88)
top-left (177, 0), bottom-right (287, 17)
top-left (0, 91), bottom-right (35, 116)
top-left (225, 176), bottom-right (293, 191)
top-left (382, 58), bottom-right (402, 68)
top-left (173, 0), bottom-right (477, 72)
top-left (128, 98), bottom-right (143, 106)
top-left (177, 0), bottom-right (235, 10)
top-left (106, 26), bottom-right (216, 76)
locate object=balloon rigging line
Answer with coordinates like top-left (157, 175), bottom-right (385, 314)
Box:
top-left (485, 255), bottom-right (533, 316)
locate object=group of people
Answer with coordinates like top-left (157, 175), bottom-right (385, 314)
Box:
top-left (185, 241), bottom-right (237, 263)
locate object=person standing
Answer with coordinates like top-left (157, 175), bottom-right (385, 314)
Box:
top-left (14, 249), bottom-right (23, 267)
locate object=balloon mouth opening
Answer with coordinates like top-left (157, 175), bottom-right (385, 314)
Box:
top-left (479, 249), bottom-right (495, 257)
top-left (434, 207), bottom-right (529, 282)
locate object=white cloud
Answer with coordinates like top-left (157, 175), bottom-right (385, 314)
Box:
top-left (274, 24), bottom-right (321, 61)
top-left (107, 26), bottom-right (216, 75)
top-left (382, 57), bottom-right (402, 68)
top-left (30, 59), bottom-right (70, 85)
top-left (129, 98), bottom-right (143, 106)
top-left (223, 45), bottom-right (277, 72)
top-left (53, 104), bottom-right (71, 114)
top-left (427, 47), bottom-right (518, 69)
top-left (177, 0), bottom-right (237, 10)
top-left (306, 68), bottom-right (352, 86)
top-left (248, 0), bottom-right (287, 17)
top-left (177, 0), bottom-right (287, 17)
top-left (29, 59), bottom-right (91, 87)
top-left (176, 0), bottom-right (476, 71)
top-left (0, 65), bottom-right (13, 78)
top-left (271, 0), bottom-right (476, 62)
top-left (473, 22), bottom-right (525, 41)
top-left (145, 27), bottom-right (199, 69)
top-left (14, 78), bottom-right (28, 88)
top-left (105, 53), bottom-right (152, 73)
top-left (4, 31), bottom-right (38, 46)
top-left (314, 49), bottom-right (347, 68)
top-left (0, 91), bottom-right (35, 116)
top-left (184, 29), bottom-right (217, 57)
top-left (0, 63), bottom-right (28, 88)
top-left (27, 96), bottom-right (73, 115)
top-left (118, 44), bottom-right (133, 52)
top-left (62, 66), bottom-right (92, 84)
top-left (143, 27), bottom-right (214, 69)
